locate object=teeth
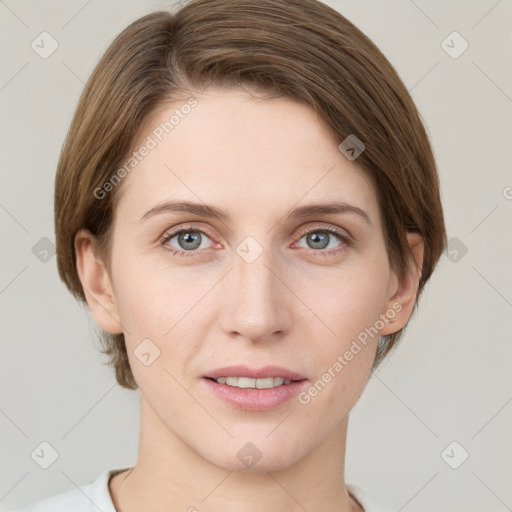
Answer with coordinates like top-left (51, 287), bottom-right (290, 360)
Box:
top-left (215, 376), bottom-right (292, 388)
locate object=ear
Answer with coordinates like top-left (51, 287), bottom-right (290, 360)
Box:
top-left (379, 232), bottom-right (424, 335)
top-left (74, 229), bottom-right (123, 335)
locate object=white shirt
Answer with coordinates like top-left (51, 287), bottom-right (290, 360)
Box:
top-left (13, 468), bottom-right (394, 512)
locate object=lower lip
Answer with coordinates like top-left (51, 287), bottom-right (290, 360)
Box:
top-left (202, 378), bottom-right (308, 411)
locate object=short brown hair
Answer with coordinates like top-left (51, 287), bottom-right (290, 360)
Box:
top-left (55, 0), bottom-right (447, 390)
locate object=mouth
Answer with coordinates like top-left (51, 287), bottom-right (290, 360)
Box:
top-left (206, 376), bottom-right (296, 388)
top-left (202, 365), bottom-right (308, 411)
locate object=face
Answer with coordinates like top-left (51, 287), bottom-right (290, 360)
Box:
top-left (81, 87), bottom-right (410, 472)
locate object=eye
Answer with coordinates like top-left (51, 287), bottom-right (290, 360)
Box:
top-left (293, 226), bottom-right (353, 256)
top-left (160, 225), bottom-right (353, 259)
top-left (160, 227), bottom-right (215, 257)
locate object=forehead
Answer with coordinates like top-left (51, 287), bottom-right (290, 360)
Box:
top-left (116, 88), bottom-right (377, 224)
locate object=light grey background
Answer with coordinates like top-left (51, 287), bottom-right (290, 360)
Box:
top-left (1, 1), bottom-right (511, 511)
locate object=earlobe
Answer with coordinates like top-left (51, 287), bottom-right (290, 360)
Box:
top-left (379, 232), bottom-right (424, 336)
top-left (74, 229), bottom-right (123, 334)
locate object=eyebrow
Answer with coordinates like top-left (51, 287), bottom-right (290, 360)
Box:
top-left (140, 200), bottom-right (372, 225)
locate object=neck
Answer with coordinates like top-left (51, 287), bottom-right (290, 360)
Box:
top-left (110, 396), bottom-right (361, 512)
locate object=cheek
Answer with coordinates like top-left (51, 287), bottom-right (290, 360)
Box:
top-left (110, 252), bottom-right (217, 378)
top-left (111, 249), bottom-right (202, 335)
top-left (304, 258), bottom-right (390, 348)
top-left (296, 255), bottom-right (390, 402)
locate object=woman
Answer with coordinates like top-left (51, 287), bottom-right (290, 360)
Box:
top-left (18, 0), bottom-right (446, 510)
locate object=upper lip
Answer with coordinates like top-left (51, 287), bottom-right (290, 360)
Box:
top-left (204, 365), bottom-right (307, 381)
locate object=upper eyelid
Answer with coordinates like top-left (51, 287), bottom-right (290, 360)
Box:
top-left (295, 224), bottom-right (351, 239)
top-left (161, 223), bottom-right (352, 246)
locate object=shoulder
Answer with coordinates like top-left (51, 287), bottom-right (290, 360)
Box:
top-left (11, 468), bottom-right (129, 512)
top-left (347, 483), bottom-right (395, 512)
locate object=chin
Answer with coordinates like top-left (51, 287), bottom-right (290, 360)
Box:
top-left (198, 435), bottom-right (306, 474)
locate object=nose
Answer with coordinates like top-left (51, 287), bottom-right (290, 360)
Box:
top-left (219, 243), bottom-right (292, 343)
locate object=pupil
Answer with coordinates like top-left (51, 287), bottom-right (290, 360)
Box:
top-left (180, 231), bottom-right (201, 250)
top-left (309, 232), bottom-right (328, 249)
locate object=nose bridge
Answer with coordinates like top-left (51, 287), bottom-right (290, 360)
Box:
top-left (221, 236), bottom-right (289, 340)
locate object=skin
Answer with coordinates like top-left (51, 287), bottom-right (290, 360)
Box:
top-left (75, 87), bottom-right (424, 512)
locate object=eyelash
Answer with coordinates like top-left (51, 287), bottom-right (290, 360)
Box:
top-left (159, 225), bottom-right (353, 259)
